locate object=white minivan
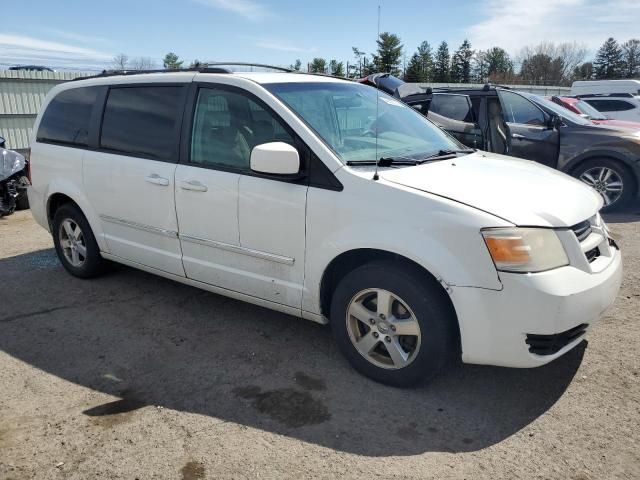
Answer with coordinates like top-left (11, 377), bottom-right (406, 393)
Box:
top-left (28, 68), bottom-right (623, 386)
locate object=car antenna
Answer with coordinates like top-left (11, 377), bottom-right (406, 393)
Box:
top-left (373, 4), bottom-right (381, 181)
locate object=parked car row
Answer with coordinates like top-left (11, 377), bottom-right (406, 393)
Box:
top-left (360, 74), bottom-right (640, 211)
top-left (27, 66), bottom-right (622, 386)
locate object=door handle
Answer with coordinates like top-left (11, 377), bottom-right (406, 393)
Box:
top-left (512, 133), bottom-right (526, 140)
top-left (180, 180), bottom-right (208, 192)
top-left (145, 174), bottom-right (170, 186)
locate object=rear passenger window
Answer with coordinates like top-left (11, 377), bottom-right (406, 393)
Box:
top-left (585, 99), bottom-right (635, 112)
top-left (37, 87), bottom-right (98, 146)
top-left (100, 86), bottom-right (184, 162)
top-left (429, 94), bottom-right (476, 122)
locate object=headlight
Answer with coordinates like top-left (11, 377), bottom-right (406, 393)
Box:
top-left (482, 228), bottom-right (569, 273)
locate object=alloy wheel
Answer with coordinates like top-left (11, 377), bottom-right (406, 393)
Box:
top-left (59, 218), bottom-right (87, 267)
top-left (580, 166), bottom-right (623, 207)
top-left (346, 288), bottom-right (422, 370)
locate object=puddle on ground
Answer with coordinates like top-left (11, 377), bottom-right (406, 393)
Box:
top-left (180, 461), bottom-right (205, 480)
top-left (293, 371), bottom-right (327, 391)
top-left (233, 385), bottom-right (331, 428)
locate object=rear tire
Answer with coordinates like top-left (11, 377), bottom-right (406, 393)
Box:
top-left (329, 260), bottom-right (457, 388)
top-left (572, 158), bottom-right (635, 212)
top-left (52, 204), bottom-right (106, 278)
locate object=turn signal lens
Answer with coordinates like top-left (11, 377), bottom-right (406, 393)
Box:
top-left (482, 228), bottom-right (569, 273)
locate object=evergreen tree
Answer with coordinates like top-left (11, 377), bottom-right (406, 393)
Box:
top-left (329, 60), bottom-right (345, 77)
top-left (289, 59), bottom-right (302, 71)
top-left (594, 38), bottom-right (624, 79)
top-left (433, 41), bottom-right (450, 82)
top-left (573, 62), bottom-right (594, 80)
top-left (309, 58), bottom-right (327, 73)
top-left (472, 50), bottom-right (489, 82)
top-left (416, 41), bottom-right (433, 82)
top-left (404, 53), bottom-right (422, 82)
top-left (163, 52), bottom-right (183, 69)
top-left (450, 39), bottom-right (474, 82)
top-left (621, 39), bottom-right (640, 79)
top-left (485, 47), bottom-right (513, 77)
top-left (376, 32), bottom-right (403, 75)
top-left (352, 47), bottom-right (367, 78)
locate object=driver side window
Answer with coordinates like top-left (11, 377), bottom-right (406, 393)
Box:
top-left (498, 91), bottom-right (545, 126)
top-left (190, 88), bottom-right (293, 171)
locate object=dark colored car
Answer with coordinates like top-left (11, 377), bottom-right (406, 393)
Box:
top-left (362, 75), bottom-right (640, 211)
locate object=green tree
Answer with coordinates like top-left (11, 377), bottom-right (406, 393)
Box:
top-left (289, 59), bottom-right (302, 71)
top-left (309, 58), bottom-right (327, 73)
top-left (163, 52), bottom-right (183, 69)
top-left (621, 39), bottom-right (640, 78)
top-left (450, 39), bottom-right (474, 82)
top-left (433, 41), bottom-right (450, 82)
top-left (485, 47), bottom-right (513, 78)
top-left (593, 38), bottom-right (624, 79)
top-left (472, 50), bottom-right (488, 82)
top-left (404, 53), bottom-right (422, 82)
top-left (573, 61), bottom-right (594, 80)
top-left (352, 47), bottom-right (367, 77)
top-left (520, 53), bottom-right (563, 85)
top-left (329, 60), bottom-right (345, 77)
top-left (416, 41), bottom-right (433, 81)
top-left (376, 32), bottom-right (403, 75)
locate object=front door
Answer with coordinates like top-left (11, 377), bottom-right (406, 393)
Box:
top-left (175, 84), bottom-right (308, 309)
top-left (498, 90), bottom-right (559, 167)
top-left (84, 84), bottom-right (187, 276)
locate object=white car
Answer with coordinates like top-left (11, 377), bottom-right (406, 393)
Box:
top-left (28, 68), bottom-right (622, 386)
top-left (579, 94), bottom-right (640, 122)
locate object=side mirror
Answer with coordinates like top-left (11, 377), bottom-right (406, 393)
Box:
top-left (547, 114), bottom-right (563, 130)
top-left (250, 142), bottom-right (300, 176)
top-left (0, 136), bottom-right (5, 148)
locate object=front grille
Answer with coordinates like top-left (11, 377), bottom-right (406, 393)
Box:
top-left (526, 324), bottom-right (588, 355)
top-left (571, 220), bottom-right (592, 242)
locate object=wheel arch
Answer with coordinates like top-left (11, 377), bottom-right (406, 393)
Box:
top-left (567, 154), bottom-right (639, 199)
top-left (319, 248), bottom-right (461, 350)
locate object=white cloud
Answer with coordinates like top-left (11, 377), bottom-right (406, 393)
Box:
top-left (45, 29), bottom-right (109, 45)
top-left (194, 0), bottom-right (273, 22)
top-left (467, 0), bottom-right (640, 54)
top-left (0, 33), bottom-right (113, 70)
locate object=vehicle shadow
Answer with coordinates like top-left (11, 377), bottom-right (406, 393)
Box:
top-left (603, 205), bottom-right (640, 224)
top-left (0, 249), bottom-right (584, 456)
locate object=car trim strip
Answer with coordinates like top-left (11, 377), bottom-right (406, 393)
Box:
top-left (99, 215), bottom-right (179, 238)
top-left (179, 234), bottom-right (295, 266)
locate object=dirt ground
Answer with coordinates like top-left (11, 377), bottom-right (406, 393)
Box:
top-left (0, 209), bottom-right (639, 480)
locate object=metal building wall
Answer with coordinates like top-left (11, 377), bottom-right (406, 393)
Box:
top-left (0, 70), bottom-right (85, 153)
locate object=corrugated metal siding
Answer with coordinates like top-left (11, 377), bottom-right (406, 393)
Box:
top-left (0, 70), bottom-right (87, 150)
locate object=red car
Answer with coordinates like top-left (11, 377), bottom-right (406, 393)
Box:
top-left (549, 96), bottom-right (640, 130)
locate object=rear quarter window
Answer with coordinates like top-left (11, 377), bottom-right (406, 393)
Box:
top-left (429, 94), bottom-right (476, 122)
top-left (585, 99), bottom-right (636, 112)
top-left (37, 86), bottom-right (99, 146)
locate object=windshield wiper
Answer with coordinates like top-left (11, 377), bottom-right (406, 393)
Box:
top-left (346, 156), bottom-right (420, 166)
top-left (416, 148), bottom-right (475, 163)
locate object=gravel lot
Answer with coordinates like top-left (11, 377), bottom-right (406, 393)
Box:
top-left (1, 209), bottom-right (639, 479)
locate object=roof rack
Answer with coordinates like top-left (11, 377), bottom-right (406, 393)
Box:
top-left (72, 62), bottom-right (293, 81)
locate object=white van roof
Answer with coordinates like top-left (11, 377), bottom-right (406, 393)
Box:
top-left (570, 80), bottom-right (640, 96)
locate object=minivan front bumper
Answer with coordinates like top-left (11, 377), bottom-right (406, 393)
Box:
top-left (451, 246), bottom-right (622, 368)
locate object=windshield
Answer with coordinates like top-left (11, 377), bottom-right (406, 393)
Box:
top-left (523, 92), bottom-right (593, 126)
top-left (265, 82), bottom-right (462, 163)
top-left (573, 100), bottom-right (608, 120)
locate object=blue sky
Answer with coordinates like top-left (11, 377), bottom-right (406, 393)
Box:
top-left (2, 0), bottom-right (639, 71)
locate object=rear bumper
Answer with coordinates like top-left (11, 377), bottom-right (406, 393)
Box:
top-left (451, 247), bottom-right (622, 368)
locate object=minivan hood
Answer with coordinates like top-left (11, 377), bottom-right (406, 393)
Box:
top-left (381, 152), bottom-right (602, 227)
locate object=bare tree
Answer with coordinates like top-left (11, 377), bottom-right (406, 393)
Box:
top-left (129, 57), bottom-right (156, 70)
top-left (112, 53), bottom-right (129, 70)
top-left (518, 41), bottom-right (586, 85)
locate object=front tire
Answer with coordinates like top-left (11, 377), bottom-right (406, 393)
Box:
top-left (573, 158), bottom-right (635, 212)
top-left (330, 261), bottom-right (457, 387)
top-left (52, 204), bottom-right (106, 278)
